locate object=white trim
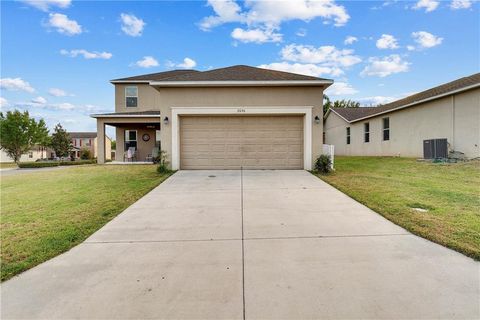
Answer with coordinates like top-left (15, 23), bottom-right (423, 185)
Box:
top-left (350, 83), bottom-right (480, 123)
top-left (110, 80), bottom-right (150, 84)
top-left (328, 109), bottom-right (351, 123)
top-left (325, 83), bottom-right (480, 124)
top-left (150, 80), bottom-right (333, 87)
top-left (91, 114), bottom-right (160, 118)
top-left (171, 106), bottom-right (314, 170)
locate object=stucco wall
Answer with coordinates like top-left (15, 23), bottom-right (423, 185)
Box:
top-left (115, 84), bottom-right (161, 112)
top-left (109, 85), bottom-right (325, 167)
top-left (156, 86), bottom-right (325, 167)
top-left (324, 88), bottom-right (480, 158)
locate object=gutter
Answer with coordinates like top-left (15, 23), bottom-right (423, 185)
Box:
top-left (110, 79), bottom-right (334, 87)
top-left (329, 82), bottom-right (480, 124)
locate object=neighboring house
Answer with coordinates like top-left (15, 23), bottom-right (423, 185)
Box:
top-left (324, 73), bottom-right (480, 159)
top-left (69, 132), bottom-right (112, 160)
top-left (92, 65), bottom-right (333, 169)
top-left (1, 146), bottom-right (52, 163)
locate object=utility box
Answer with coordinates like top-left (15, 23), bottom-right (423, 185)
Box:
top-left (423, 139), bottom-right (448, 159)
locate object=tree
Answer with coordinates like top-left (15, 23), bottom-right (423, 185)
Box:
top-left (0, 110), bottom-right (49, 163)
top-left (323, 95), bottom-right (361, 115)
top-left (79, 148), bottom-right (92, 160)
top-left (51, 123), bottom-right (71, 158)
top-left (111, 140), bottom-right (116, 150)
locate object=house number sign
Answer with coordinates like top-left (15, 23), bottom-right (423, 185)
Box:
top-left (237, 108), bottom-right (246, 113)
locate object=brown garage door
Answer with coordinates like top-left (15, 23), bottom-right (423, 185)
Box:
top-left (180, 115), bottom-right (304, 169)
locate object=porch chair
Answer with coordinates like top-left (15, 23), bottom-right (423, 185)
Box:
top-left (124, 147), bottom-right (137, 162)
top-left (146, 147), bottom-right (159, 163)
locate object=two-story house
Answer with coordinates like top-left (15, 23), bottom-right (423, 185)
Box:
top-left (92, 65), bottom-right (333, 170)
top-left (70, 132), bottom-right (112, 160)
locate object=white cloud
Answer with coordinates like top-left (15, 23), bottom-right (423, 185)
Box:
top-left (325, 82), bottom-right (358, 95)
top-left (46, 13), bottom-right (82, 35)
top-left (177, 57), bottom-right (197, 69)
top-left (120, 13), bottom-right (145, 37)
top-left (376, 34), bottom-right (399, 49)
top-left (31, 96), bottom-right (47, 104)
top-left (134, 56), bottom-right (159, 68)
top-left (60, 49), bottom-right (112, 59)
top-left (281, 44), bottom-right (362, 67)
top-left (296, 28), bottom-right (307, 37)
top-left (258, 62), bottom-right (343, 77)
top-left (0, 97), bottom-right (9, 108)
top-left (231, 27), bottom-right (282, 43)
top-left (48, 88), bottom-right (69, 97)
top-left (407, 45), bottom-right (416, 51)
top-left (20, 0), bottom-right (71, 11)
top-left (200, 0), bottom-right (349, 43)
top-left (450, 0), bottom-right (472, 9)
top-left (412, 31), bottom-right (443, 48)
top-left (344, 36), bottom-right (358, 45)
top-left (166, 57), bottom-right (198, 69)
top-left (358, 96), bottom-right (397, 106)
top-left (0, 78), bottom-right (35, 93)
top-left (413, 0), bottom-right (439, 12)
top-left (361, 54), bottom-right (410, 77)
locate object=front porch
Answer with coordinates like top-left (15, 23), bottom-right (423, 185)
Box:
top-left (93, 112), bottom-right (161, 164)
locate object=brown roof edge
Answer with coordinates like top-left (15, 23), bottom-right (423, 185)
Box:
top-left (327, 72), bottom-right (480, 123)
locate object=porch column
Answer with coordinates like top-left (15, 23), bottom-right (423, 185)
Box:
top-left (97, 120), bottom-right (106, 164)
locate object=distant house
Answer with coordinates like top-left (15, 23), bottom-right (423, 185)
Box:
top-left (69, 132), bottom-right (111, 160)
top-left (1, 146), bottom-right (52, 163)
top-left (324, 73), bottom-right (480, 159)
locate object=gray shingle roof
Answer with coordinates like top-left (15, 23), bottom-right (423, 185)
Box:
top-left (68, 132), bottom-right (98, 138)
top-left (111, 70), bottom-right (199, 82)
top-left (91, 111), bottom-right (160, 117)
top-left (111, 65), bottom-right (331, 83)
top-left (331, 73), bottom-right (480, 122)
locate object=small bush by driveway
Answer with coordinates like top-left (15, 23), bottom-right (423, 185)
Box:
top-left (1, 165), bottom-right (172, 281)
top-left (315, 156), bottom-right (480, 260)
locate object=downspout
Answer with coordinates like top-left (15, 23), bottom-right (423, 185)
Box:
top-left (451, 95), bottom-right (455, 152)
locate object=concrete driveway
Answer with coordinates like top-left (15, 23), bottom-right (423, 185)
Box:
top-left (2, 170), bottom-right (479, 319)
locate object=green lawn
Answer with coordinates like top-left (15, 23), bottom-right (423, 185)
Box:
top-left (315, 157), bottom-right (480, 260)
top-left (0, 162), bottom-right (17, 169)
top-left (1, 165), bottom-right (172, 281)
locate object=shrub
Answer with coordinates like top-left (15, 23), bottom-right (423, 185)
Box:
top-left (79, 148), bottom-right (93, 160)
top-left (314, 154), bottom-right (332, 174)
top-left (59, 160), bottom-right (97, 166)
top-left (156, 150), bottom-right (172, 174)
top-left (18, 161), bottom-right (59, 168)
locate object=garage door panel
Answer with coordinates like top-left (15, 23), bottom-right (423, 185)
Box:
top-left (180, 115), bottom-right (303, 170)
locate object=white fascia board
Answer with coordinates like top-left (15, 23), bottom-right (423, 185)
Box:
top-left (150, 80), bottom-right (334, 87)
top-left (91, 114), bottom-right (160, 118)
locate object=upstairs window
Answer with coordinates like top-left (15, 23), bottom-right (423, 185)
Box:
top-left (125, 86), bottom-right (138, 108)
top-left (364, 122), bottom-right (370, 143)
top-left (346, 127), bottom-right (351, 145)
top-left (383, 117), bottom-right (390, 141)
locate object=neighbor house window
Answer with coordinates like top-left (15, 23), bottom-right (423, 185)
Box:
top-left (125, 86), bottom-right (138, 108)
top-left (383, 117), bottom-right (390, 141)
top-left (83, 138), bottom-right (91, 146)
top-left (125, 130), bottom-right (137, 150)
top-left (346, 127), bottom-right (351, 145)
top-left (28, 151), bottom-right (33, 158)
top-left (364, 123), bottom-right (370, 143)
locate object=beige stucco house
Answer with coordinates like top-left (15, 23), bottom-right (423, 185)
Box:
top-left (69, 132), bottom-right (111, 160)
top-left (1, 146), bottom-right (51, 163)
top-left (324, 73), bottom-right (480, 159)
top-left (92, 65), bottom-right (332, 170)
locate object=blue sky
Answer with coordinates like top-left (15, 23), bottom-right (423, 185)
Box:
top-left (1, 0), bottom-right (479, 138)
